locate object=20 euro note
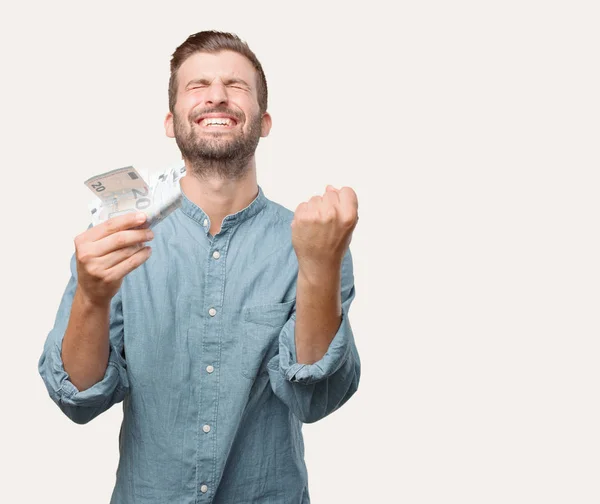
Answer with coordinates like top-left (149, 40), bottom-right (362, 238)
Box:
top-left (85, 163), bottom-right (187, 228)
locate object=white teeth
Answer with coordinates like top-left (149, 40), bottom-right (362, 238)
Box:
top-left (201, 118), bottom-right (233, 126)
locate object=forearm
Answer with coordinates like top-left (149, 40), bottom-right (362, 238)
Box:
top-left (61, 286), bottom-right (111, 391)
top-left (295, 263), bottom-right (342, 364)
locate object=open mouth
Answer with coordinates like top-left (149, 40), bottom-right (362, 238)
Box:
top-left (195, 115), bottom-right (238, 129)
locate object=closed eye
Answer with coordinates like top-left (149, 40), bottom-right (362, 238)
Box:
top-left (187, 79), bottom-right (211, 90)
top-left (224, 79), bottom-right (250, 91)
top-left (186, 79), bottom-right (249, 91)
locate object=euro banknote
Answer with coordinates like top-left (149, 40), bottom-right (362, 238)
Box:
top-left (85, 163), bottom-right (186, 228)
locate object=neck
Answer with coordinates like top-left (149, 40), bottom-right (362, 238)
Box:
top-left (180, 157), bottom-right (259, 236)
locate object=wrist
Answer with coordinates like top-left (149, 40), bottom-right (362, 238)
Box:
top-left (75, 284), bottom-right (112, 312)
top-left (298, 260), bottom-right (342, 286)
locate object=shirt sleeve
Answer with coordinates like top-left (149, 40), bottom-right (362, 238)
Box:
top-left (267, 248), bottom-right (361, 423)
top-left (38, 253), bottom-right (129, 425)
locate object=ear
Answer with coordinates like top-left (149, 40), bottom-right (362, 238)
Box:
top-left (164, 112), bottom-right (175, 138)
top-left (260, 112), bottom-right (272, 137)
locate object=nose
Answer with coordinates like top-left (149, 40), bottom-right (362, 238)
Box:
top-left (204, 81), bottom-right (228, 107)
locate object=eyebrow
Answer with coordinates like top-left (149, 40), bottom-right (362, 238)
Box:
top-left (186, 77), bottom-right (251, 88)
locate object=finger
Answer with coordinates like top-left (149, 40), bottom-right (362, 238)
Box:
top-left (295, 201), bottom-right (309, 213)
top-left (322, 188), bottom-right (341, 206)
top-left (307, 195), bottom-right (323, 212)
top-left (103, 246), bottom-right (152, 283)
top-left (85, 212), bottom-right (148, 242)
top-left (326, 185), bottom-right (339, 192)
top-left (100, 243), bottom-right (146, 269)
top-left (338, 187), bottom-right (359, 210)
top-left (336, 187), bottom-right (359, 228)
top-left (94, 229), bottom-right (154, 257)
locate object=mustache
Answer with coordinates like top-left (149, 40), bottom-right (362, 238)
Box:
top-left (190, 107), bottom-right (244, 123)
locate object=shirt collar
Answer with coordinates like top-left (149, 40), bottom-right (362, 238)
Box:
top-left (179, 184), bottom-right (268, 234)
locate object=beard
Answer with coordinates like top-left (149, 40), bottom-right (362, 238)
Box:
top-left (173, 107), bottom-right (262, 181)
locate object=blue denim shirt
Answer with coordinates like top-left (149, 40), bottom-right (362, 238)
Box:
top-left (38, 185), bottom-right (360, 504)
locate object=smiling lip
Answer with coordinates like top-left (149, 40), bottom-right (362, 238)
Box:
top-left (195, 114), bottom-right (239, 127)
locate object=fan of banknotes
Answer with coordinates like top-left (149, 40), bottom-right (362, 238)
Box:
top-left (85, 162), bottom-right (186, 228)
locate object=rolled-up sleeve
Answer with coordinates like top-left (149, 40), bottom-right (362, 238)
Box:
top-left (268, 249), bottom-right (361, 423)
top-left (38, 253), bottom-right (129, 425)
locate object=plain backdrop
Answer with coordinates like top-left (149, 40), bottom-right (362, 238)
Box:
top-left (1, 1), bottom-right (599, 503)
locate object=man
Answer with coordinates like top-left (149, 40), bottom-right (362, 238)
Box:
top-left (39, 30), bottom-right (360, 504)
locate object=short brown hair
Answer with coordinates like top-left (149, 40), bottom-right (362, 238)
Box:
top-left (168, 31), bottom-right (268, 114)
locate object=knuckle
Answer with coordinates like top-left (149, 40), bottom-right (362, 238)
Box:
top-left (76, 242), bottom-right (94, 261)
top-left (129, 245), bottom-right (142, 259)
top-left (323, 209), bottom-right (337, 222)
top-left (128, 252), bottom-right (140, 268)
top-left (77, 248), bottom-right (91, 263)
top-left (342, 213), bottom-right (357, 227)
top-left (298, 213), bottom-right (311, 224)
top-left (86, 264), bottom-right (102, 279)
top-left (114, 233), bottom-right (127, 249)
top-left (104, 219), bottom-right (117, 235)
top-left (74, 231), bottom-right (90, 249)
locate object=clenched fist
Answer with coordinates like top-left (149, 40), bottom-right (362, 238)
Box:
top-left (291, 185), bottom-right (359, 274)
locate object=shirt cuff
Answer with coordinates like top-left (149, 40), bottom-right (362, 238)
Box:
top-left (279, 307), bottom-right (353, 385)
top-left (40, 340), bottom-right (128, 408)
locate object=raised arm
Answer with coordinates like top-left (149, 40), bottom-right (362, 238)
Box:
top-left (268, 185), bottom-right (361, 423)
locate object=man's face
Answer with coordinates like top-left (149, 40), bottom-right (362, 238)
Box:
top-left (165, 50), bottom-right (271, 167)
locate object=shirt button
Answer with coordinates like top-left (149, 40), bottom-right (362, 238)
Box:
top-left (203, 424), bottom-right (211, 433)
top-left (203, 218), bottom-right (208, 227)
top-left (200, 484), bottom-right (208, 493)
top-left (212, 250), bottom-right (221, 259)
top-left (208, 308), bottom-right (217, 317)
top-left (206, 365), bottom-right (214, 373)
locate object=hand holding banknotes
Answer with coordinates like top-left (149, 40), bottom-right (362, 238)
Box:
top-left (85, 164), bottom-right (185, 229)
top-left (74, 212), bottom-right (154, 306)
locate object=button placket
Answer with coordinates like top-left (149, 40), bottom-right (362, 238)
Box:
top-left (198, 234), bottom-right (225, 499)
